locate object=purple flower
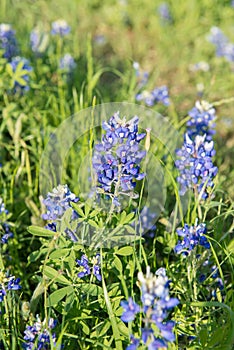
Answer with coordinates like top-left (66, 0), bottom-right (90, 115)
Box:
top-left (59, 53), bottom-right (76, 72)
top-left (51, 19), bottom-right (70, 36)
top-left (121, 297), bottom-right (140, 322)
top-left (0, 272), bottom-right (21, 302)
top-left (207, 26), bottom-right (234, 63)
top-left (77, 254), bottom-right (91, 278)
top-left (126, 335), bottom-right (140, 350)
top-left (92, 112), bottom-right (146, 203)
top-left (158, 3), bottom-right (172, 23)
top-left (9, 56), bottom-right (33, 94)
top-left (148, 338), bottom-right (167, 349)
top-left (30, 27), bottom-right (49, 55)
top-left (187, 101), bottom-right (216, 141)
top-left (42, 184), bottom-right (79, 221)
top-left (0, 23), bottom-right (19, 60)
top-left (7, 277), bottom-right (21, 290)
top-left (77, 253), bottom-right (102, 281)
top-left (174, 223), bottom-right (210, 255)
top-left (136, 86), bottom-right (170, 106)
top-left (125, 266), bottom-right (179, 348)
top-left (198, 255), bottom-right (225, 300)
top-left (0, 289), bottom-right (6, 302)
top-left (0, 199), bottom-right (14, 244)
top-left (23, 316), bottom-right (57, 350)
top-left (175, 134), bottom-right (218, 199)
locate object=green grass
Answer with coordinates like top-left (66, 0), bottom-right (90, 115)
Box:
top-left (0, 0), bottom-right (233, 349)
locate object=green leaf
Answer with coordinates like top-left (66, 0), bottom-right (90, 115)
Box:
top-left (28, 248), bottom-right (47, 263)
top-left (117, 318), bottom-right (129, 337)
top-left (115, 246), bottom-right (134, 256)
top-left (50, 249), bottom-right (70, 260)
top-left (122, 212), bottom-right (135, 224)
top-left (78, 283), bottom-right (103, 297)
top-left (28, 225), bottom-right (56, 237)
top-left (47, 286), bottom-right (73, 307)
top-left (71, 202), bottom-right (85, 217)
top-left (88, 219), bottom-right (99, 228)
top-left (43, 266), bottom-right (70, 285)
top-left (113, 256), bottom-right (123, 273)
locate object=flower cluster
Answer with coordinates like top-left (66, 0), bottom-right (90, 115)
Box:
top-left (9, 56), bottom-right (33, 93)
top-left (198, 256), bottom-right (224, 299)
top-left (92, 112), bottom-right (146, 205)
top-left (133, 62), bottom-right (149, 89)
top-left (0, 23), bottom-right (18, 60)
top-left (30, 27), bottom-right (49, 55)
top-left (136, 86), bottom-right (170, 107)
top-left (186, 100), bottom-right (216, 141)
top-left (121, 267), bottom-right (179, 349)
top-left (23, 316), bottom-right (57, 350)
top-left (59, 53), bottom-right (76, 72)
top-left (174, 223), bottom-right (210, 255)
top-left (51, 19), bottom-right (71, 36)
top-left (42, 184), bottom-right (79, 221)
top-left (76, 254), bottom-right (102, 281)
top-left (175, 134), bottom-right (218, 198)
top-left (133, 206), bottom-right (156, 238)
top-left (158, 3), bottom-right (172, 23)
top-left (207, 26), bottom-right (234, 63)
top-left (0, 271), bottom-right (21, 302)
top-left (0, 198), bottom-right (13, 244)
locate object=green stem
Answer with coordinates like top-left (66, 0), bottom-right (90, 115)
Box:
top-left (100, 249), bottom-right (123, 350)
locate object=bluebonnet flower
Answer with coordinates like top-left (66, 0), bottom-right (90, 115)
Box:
top-left (207, 27), bottom-right (228, 57)
top-left (207, 27), bottom-right (234, 63)
top-left (30, 27), bottom-right (49, 55)
top-left (77, 253), bottom-right (102, 281)
top-left (222, 42), bottom-right (234, 63)
top-left (158, 3), bottom-right (172, 23)
top-left (0, 198), bottom-right (8, 215)
top-left (92, 112), bottom-right (146, 204)
top-left (136, 86), bottom-right (170, 107)
top-left (121, 297), bottom-right (140, 322)
top-left (175, 134), bottom-right (218, 199)
top-left (0, 198), bottom-right (13, 244)
top-left (187, 101), bottom-right (216, 140)
top-left (197, 256), bottom-right (224, 299)
top-left (0, 289), bottom-right (6, 302)
top-left (9, 56), bottom-right (33, 93)
top-left (133, 206), bottom-right (156, 238)
top-left (59, 53), bottom-right (76, 72)
top-left (51, 19), bottom-right (70, 36)
top-left (122, 267), bottom-right (179, 349)
top-left (23, 316), bottom-right (57, 350)
top-left (133, 62), bottom-right (149, 89)
top-left (0, 271), bottom-right (21, 303)
top-left (7, 277), bottom-right (21, 290)
top-left (126, 336), bottom-right (140, 350)
top-left (1, 223), bottom-right (14, 244)
top-left (42, 184), bottom-right (79, 221)
top-left (174, 223), bottom-right (210, 255)
top-left (0, 23), bottom-right (18, 60)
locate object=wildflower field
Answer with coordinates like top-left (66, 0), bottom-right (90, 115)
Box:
top-left (0, 0), bottom-right (234, 349)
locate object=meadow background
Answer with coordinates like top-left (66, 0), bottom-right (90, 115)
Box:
top-left (0, 0), bottom-right (234, 349)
